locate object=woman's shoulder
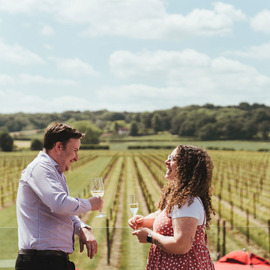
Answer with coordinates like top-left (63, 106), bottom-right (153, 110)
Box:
top-left (169, 197), bottom-right (204, 222)
top-left (180, 197), bottom-right (203, 210)
top-left (191, 197), bottom-right (204, 207)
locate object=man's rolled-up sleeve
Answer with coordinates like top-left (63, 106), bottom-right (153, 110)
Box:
top-left (28, 162), bottom-right (92, 216)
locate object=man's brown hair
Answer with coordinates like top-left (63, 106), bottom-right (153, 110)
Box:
top-left (43, 122), bottom-right (84, 150)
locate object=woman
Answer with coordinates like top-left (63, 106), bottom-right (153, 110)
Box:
top-left (128, 145), bottom-right (215, 270)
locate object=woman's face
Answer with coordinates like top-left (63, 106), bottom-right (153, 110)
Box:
top-left (165, 148), bottom-right (178, 181)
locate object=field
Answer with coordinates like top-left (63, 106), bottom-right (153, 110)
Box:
top-left (0, 145), bottom-right (270, 269)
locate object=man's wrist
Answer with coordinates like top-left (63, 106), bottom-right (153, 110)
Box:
top-left (79, 226), bottom-right (91, 233)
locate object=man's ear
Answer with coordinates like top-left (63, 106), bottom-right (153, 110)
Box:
top-left (55, 142), bottom-right (62, 152)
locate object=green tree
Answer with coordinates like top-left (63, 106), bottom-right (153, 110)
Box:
top-left (198, 123), bottom-right (219, 140)
top-left (258, 121), bottom-right (270, 140)
top-left (31, 139), bottom-right (43, 150)
top-left (151, 113), bottom-right (162, 134)
top-left (114, 122), bottom-right (119, 134)
top-left (0, 131), bottom-right (13, 151)
top-left (140, 112), bottom-right (152, 129)
top-left (130, 122), bottom-right (139, 136)
top-left (72, 120), bottom-right (101, 144)
top-left (171, 110), bottom-right (189, 134)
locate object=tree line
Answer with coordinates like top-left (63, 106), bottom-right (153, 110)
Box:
top-left (0, 102), bottom-right (270, 145)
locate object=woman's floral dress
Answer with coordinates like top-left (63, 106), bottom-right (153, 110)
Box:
top-left (146, 207), bottom-right (215, 270)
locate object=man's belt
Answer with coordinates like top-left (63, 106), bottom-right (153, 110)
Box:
top-left (19, 249), bottom-right (69, 259)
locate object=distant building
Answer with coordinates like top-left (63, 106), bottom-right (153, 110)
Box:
top-left (101, 132), bottom-right (113, 137)
top-left (118, 127), bottom-right (129, 135)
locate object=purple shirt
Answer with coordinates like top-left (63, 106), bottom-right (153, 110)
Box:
top-left (16, 151), bottom-right (92, 253)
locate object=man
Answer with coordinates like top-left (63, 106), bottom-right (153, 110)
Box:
top-left (15, 122), bottom-right (103, 270)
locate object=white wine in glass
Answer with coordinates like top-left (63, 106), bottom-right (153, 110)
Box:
top-left (91, 177), bottom-right (106, 218)
top-left (129, 194), bottom-right (138, 217)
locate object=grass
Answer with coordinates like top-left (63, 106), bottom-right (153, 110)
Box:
top-left (0, 145), bottom-right (269, 269)
top-left (70, 156), bottom-right (124, 269)
top-left (118, 155), bottom-right (149, 269)
top-left (0, 204), bottom-right (18, 269)
top-left (12, 131), bottom-right (270, 152)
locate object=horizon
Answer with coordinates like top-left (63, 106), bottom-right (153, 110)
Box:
top-left (0, 0), bottom-right (270, 113)
top-left (0, 101), bottom-right (268, 115)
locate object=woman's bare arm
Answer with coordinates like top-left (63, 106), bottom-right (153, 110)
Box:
top-left (132, 217), bottom-right (198, 255)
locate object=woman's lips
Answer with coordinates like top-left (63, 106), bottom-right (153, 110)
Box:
top-left (166, 167), bottom-right (172, 176)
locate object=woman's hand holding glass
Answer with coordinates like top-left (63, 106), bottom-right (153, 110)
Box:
top-left (128, 212), bottom-right (159, 230)
top-left (132, 227), bottom-right (152, 243)
top-left (128, 215), bottom-right (144, 230)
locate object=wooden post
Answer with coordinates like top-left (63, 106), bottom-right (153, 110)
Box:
top-left (228, 183), bottom-right (231, 203)
top-left (222, 220), bottom-right (226, 257)
top-left (218, 193), bottom-right (221, 217)
top-left (240, 188), bottom-right (243, 211)
top-left (260, 177), bottom-right (263, 192)
top-left (217, 219), bottom-right (220, 260)
top-left (246, 209), bottom-right (249, 244)
top-left (1, 186), bottom-right (4, 207)
top-left (268, 220), bottom-right (270, 254)
top-left (12, 182), bottom-right (16, 201)
top-left (253, 193), bottom-right (256, 219)
top-left (230, 201), bottom-right (234, 229)
top-left (106, 218), bottom-right (110, 265)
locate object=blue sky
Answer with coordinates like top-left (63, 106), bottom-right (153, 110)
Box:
top-left (0, 0), bottom-right (270, 113)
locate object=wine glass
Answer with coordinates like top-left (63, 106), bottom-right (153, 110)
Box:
top-left (129, 194), bottom-right (138, 217)
top-left (91, 177), bottom-right (106, 218)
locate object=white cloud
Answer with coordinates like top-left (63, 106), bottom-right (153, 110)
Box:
top-left (0, 73), bottom-right (78, 86)
top-left (0, 0), bottom-right (246, 40)
top-left (0, 74), bottom-right (15, 84)
top-left (96, 84), bottom-right (182, 112)
top-left (110, 49), bottom-right (210, 79)
top-left (110, 49), bottom-right (257, 83)
top-left (0, 0), bottom-right (51, 13)
top-left (250, 10), bottom-right (270, 34)
top-left (43, 43), bottom-right (53, 50)
top-left (80, 1), bottom-right (246, 39)
top-left (0, 89), bottom-right (92, 113)
top-left (50, 57), bottom-right (100, 77)
top-left (109, 49), bottom-right (270, 98)
top-left (18, 73), bottom-right (78, 85)
top-left (95, 78), bottom-right (270, 112)
top-left (223, 43), bottom-right (270, 59)
top-left (40, 25), bottom-right (55, 36)
top-left (0, 40), bottom-right (45, 65)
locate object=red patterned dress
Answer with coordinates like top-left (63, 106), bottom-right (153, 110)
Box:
top-left (146, 207), bottom-right (215, 270)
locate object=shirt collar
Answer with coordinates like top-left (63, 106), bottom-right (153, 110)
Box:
top-left (39, 151), bottom-right (62, 174)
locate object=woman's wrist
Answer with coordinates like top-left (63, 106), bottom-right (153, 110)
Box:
top-left (147, 230), bottom-right (153, 244)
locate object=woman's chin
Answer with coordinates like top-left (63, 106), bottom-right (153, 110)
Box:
top-left (165, 174), bottom-right (174, 181)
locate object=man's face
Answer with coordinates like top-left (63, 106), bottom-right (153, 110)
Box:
top-left (58, 138), bottom-right (80, 172)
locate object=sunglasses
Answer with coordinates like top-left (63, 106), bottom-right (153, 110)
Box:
top-left (167, 154), bottom-right (176, 162)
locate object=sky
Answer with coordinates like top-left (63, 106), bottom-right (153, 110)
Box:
top-left (0, 0), bottom-right (270, 113)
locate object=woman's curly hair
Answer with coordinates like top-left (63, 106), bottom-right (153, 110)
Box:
top-left (157, 145), bottom-right (215, 228)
